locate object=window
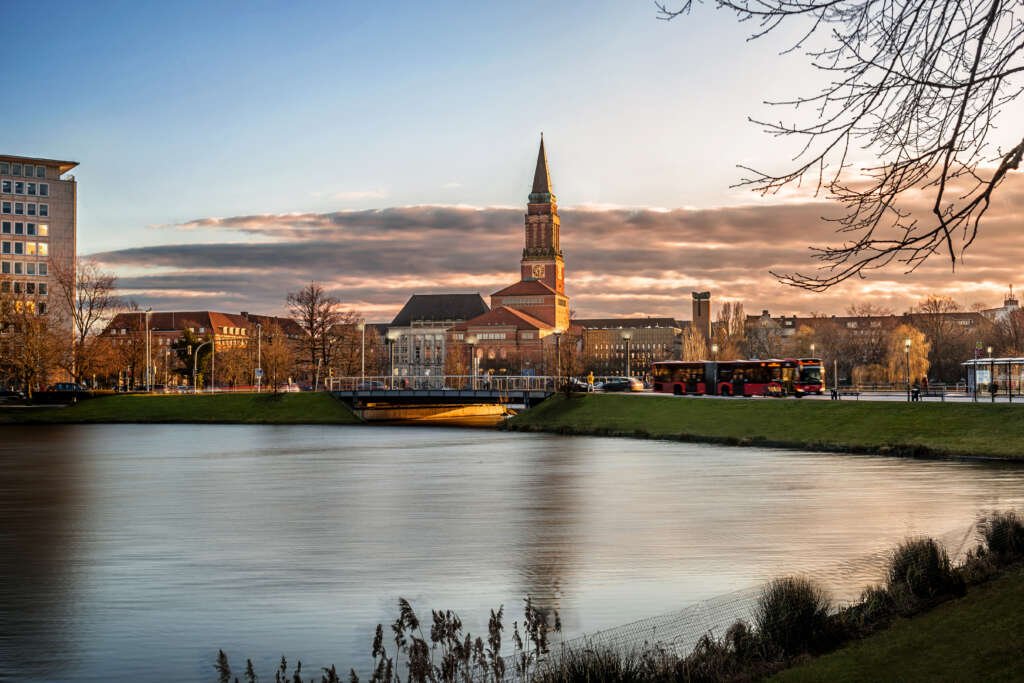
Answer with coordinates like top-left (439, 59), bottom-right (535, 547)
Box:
top-left (36, 166), bottom-right (45, 179)
top-left (38, 302), bottom-right (46, 314)
top-left (0, 162), bottom-right (8, 174)
top-left (0, 281), bottom-right (7, 293)
top-left (1, 222), bottom-right (8, 234)
top-left (27, 183), bottom-right (35, 196)
top-left (26, 262), bottom-right (35, 275)
top-left (38, 204), bottom-right (48, 217)
top-left (26, 223), bottom-right (34, 236)
top-left (26, 282), bottom-right (35, 294)
top-left (1, 241), bottom-right (8, 254)
top-left (14, 203), bottom-right (23, 215)
top-left (38, 243), bottom-right (47, 256)
top-left (1, 180), bottom-right (10, 193)
top-left (40, 183), bottom-right (48, 196)
top-left (14, 182), bottom-right (23, 194)
top-left (38, 262), bottom-right (47, 276)
top-left (0, 261), bottom-right (8, 274)
top-left (27, 204), bottom-right (35, 216)
top-left (13, 281), bottom-right (21, 294)
top-left (14, 223), bottom-right (22, 235)
top-left (14, 262), bottom-right (23, 274)
top-left (14, 242), bottom-right (23, 255)
top-left (38, 283), bottom-right (47, 296)
top-left (1, 202), bottom-right (9, 214)
top-left (12, 164), bottom-right (21, 176)
top-left (37, 224), bottom-right (47, 236)
top-left (26, 242), bottom-right (36, 255)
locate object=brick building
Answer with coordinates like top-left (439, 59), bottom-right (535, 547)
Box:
top-left (387, 293), bottom-right (489, 378)
top-left (576, 317), bottom-right (683, 374)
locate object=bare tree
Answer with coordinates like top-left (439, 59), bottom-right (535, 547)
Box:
top-left (660, 0), bottom-right (1024, 289)
top-left (52, 258), bottom-right (119, 383)
top-left (261, 323), bottom-right (297, 391)
top-left (910, 294), bottom-right (974, 381)
top-left (680, 325), bottom-right (708, 361)
top-left (712, 302), bottom-right (746, 359)
top-left (286, 282), bottom-right (341, 380)
top-left (0, 294), bottom-right (63, 397)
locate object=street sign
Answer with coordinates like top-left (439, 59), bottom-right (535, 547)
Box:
top-left (254, 368), bottom-right (263, 378)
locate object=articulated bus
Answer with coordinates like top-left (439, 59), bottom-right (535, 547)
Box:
top-left (652, 358), bottom-right (825, 397)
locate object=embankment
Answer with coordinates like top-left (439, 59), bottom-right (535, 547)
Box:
top-left (0, 392), bottom-right (362, 425)
top-left (503, 393), bottom-right (1024, 461)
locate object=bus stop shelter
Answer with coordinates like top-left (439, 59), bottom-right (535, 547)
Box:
top-left (962, 357), bottom-right (1024, 396)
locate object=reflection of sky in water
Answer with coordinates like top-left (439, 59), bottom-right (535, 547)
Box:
top-left (1, 424), bottom-right (1022, 681)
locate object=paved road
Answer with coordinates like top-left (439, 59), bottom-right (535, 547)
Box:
top-left (607, 390), bottom-right (1024, 404)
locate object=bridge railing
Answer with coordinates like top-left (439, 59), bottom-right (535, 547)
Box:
top-left (327, 375), bottom-right (560, 392)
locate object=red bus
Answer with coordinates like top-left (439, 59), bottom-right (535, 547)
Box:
top-left (792, 358), bottom-right (825, 394)
top-left (652, 358), bottom-right (824, 397)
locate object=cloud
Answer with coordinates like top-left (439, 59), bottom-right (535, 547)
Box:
top-left (90, 173), bottom-right (1024, 322)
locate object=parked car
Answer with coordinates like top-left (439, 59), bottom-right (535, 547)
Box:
top-left (51, 382), bottom-right (86, 392)
top-left (564, 378), bottom-right (595, 392)
top-left (599, 377), bottom-right (644, 393)
top-left (0, 389), bottom-right (25, 404)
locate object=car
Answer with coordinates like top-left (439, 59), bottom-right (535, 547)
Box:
top-left (599, 377), bottom-right (644, 392)
top-left (0, 389), bottom-right (25, 404)
top-left (564, 378), bottom-right (595, 392)
top-left (51, 382), bottom-right (85, 392)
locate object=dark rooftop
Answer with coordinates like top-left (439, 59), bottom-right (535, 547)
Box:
top-left (390, 293), bottom-right (490, 327)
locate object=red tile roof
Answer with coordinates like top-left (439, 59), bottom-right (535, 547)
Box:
top-left (452, 306), bottom-right (552, 332)
top-left (491, 279), bottom-right (557, 297)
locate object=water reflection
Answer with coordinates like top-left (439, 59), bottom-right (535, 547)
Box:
top-left (0, 424), bottom-right (1022, 681)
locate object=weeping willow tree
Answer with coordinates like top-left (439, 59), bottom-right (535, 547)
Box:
top-left (659, 0), bottom-right (1024, 289)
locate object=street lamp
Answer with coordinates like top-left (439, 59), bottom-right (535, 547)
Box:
top-left (621, 330), bottom-right (633, 377)
top-left (386, 329), bottom-right (400, 389)
top-left (810, 343), bottom-right (815, 357)
top-left (904, 338), bottom-right (912, 402)
top-left (988, 346), bottom-right (995, 403)
top-left (357, 320), bottom-right (366, 387)
top-left (192, 340), bottom-right (213, 393)
top-left (255, 322), bottom-right (262, 392)
top-left (711, 343), bottom-right (719, 361)
top-left (466, 334), bottom-right (478, 390)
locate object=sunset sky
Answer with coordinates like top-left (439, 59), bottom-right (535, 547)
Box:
top-left (3, 1), bottom-right (1022, 321)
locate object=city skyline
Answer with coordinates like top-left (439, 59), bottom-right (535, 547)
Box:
top-left (3, 2), bottom-right (1023, 319)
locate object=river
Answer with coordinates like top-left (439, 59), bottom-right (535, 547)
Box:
top-left (1, 424), bottom-right (1022, 681)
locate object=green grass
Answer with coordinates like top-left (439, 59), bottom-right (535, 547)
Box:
top-left (0, 392), bottom-right (362, 425)
top-left (773, 566), bottom-right (1024, 682)
top-left (505, 393), bottom-right (1024, 459)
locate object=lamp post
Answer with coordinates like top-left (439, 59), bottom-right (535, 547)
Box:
top-left (711, 343), bottom-right (719, 361)
top-left (989, 346), bottom-right (995, 403)
top-left (466, 334), bottom-right (478, 390)
top-left (255, 322), bottom-right (262, 392)
top-left (357, 320), bottom-right (366, 387)
top-left (904, 338), bottom-right (912, 402)
top-left (140, 308), bottom-right (153, 392)
top-left (192, 340), bottom-right (213, 393)
top-left (386, 329), bottom-right (400, 389)
top-left (553, 332), bottom-right (562, 387)
top-left (621, 330), bottom-right (632, 377)
top-left (810, 343), bottom-right (815, 357)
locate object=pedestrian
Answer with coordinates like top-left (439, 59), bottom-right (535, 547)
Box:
top-left (587, 371), bottom-right (594, 392)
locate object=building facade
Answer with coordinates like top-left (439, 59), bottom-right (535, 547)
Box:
top-left (387, 293), bottom-right (489, 378)
top-left (576, 317), bottom-right (682, 374)
top-left (0, 155), bottom-right (78, 315)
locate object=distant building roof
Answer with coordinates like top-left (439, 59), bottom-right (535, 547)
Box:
top-left (390, 293), bottom-right (490, 327)
top-left (452, 306), bottom-right (552, 332)
top-left (491, 279), bottom-right (558, 297)
top-left (574, 317), bottom-right (681, 330)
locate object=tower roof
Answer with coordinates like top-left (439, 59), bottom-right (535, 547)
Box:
top-left (532, 136), bottom-right (551, 194)
top-left (529, 135), bottom-right (555, 203)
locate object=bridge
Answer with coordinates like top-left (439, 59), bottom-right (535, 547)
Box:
top-left (329, 375), bottom-right (557, 420)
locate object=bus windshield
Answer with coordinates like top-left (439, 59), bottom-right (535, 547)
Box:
top-left (800, 367), bottom-right (823, 384)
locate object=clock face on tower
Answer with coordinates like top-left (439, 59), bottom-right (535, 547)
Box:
top-left (532, 264), bottom-right (545, 279)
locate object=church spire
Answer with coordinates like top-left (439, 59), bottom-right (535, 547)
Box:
top-left (529, 134), bottom-right (554, 203)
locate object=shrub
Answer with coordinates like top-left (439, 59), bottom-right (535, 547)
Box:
top-left (979, 510), bottom-right (1024, 563)
top-left (886, 537), bottom-right (964, 601)
top-left (754, 576), bottom-right (831, 657)
top-left (533, 645), bottom-right (646, 683)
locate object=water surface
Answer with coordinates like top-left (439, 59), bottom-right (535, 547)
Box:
top-left (1, 424), bottom-right (1022, 681)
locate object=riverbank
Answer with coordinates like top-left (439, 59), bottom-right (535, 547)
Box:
top-left (0, 392), bottom-right (362, 425)
top-left (775, 564), bottom-right (1024, 681)
top-left (504, 393), bottom-right (1024, 460)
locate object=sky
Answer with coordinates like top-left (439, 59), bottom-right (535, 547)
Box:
top-left (3, 1), bottom-right (1022, 321)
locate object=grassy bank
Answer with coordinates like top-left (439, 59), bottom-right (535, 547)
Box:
top-left (0, 392), bottom-right (362, 425)
top-left (774, 564), bottom-right (1024, 682)
top-left (505, 393), bottom-right (1024, 460)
